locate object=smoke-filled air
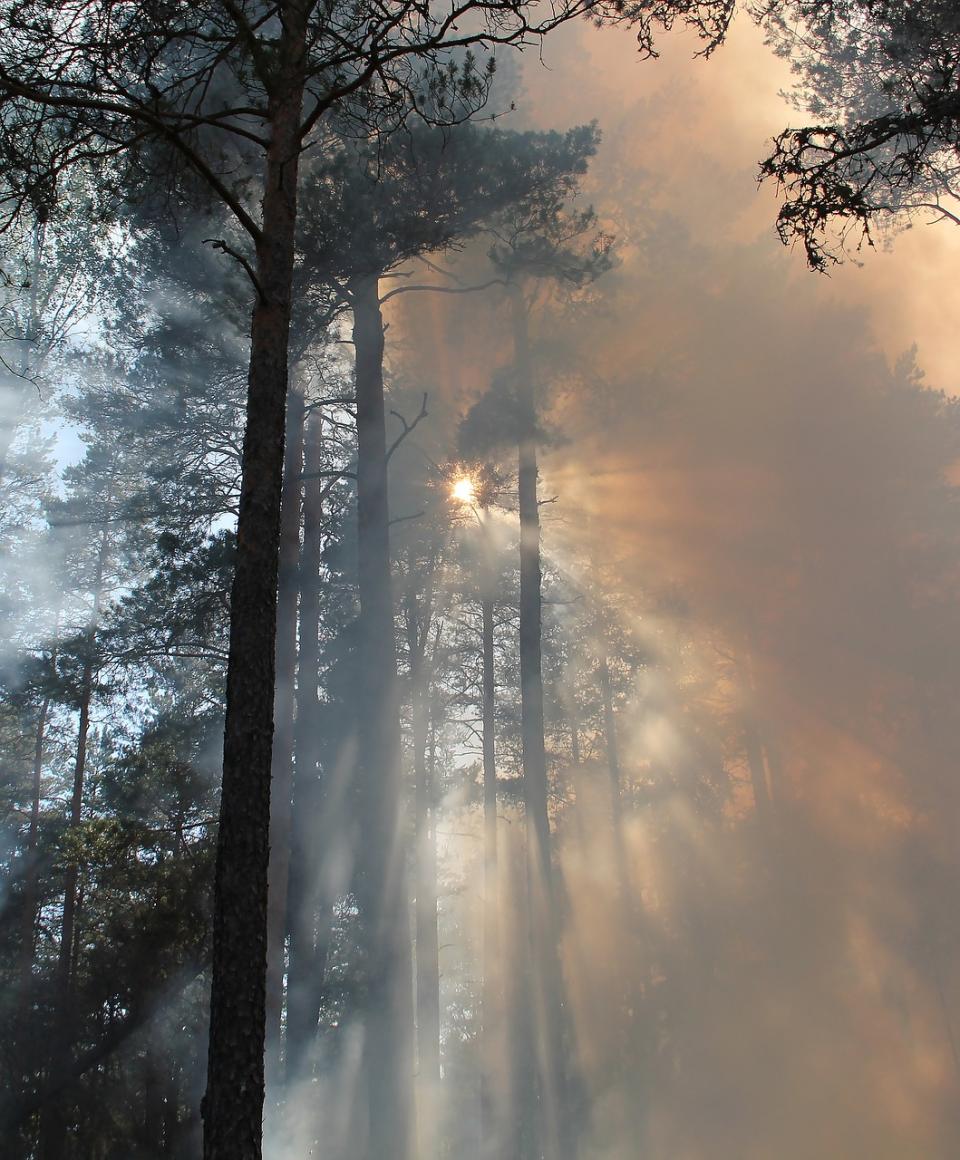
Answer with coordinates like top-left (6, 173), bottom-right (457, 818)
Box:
top-left (2, 3), bottom-right (960, 1159)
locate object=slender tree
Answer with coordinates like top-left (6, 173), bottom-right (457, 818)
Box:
top-left (399, 536), bottom-right (443, 1153)
top-left (484, 127), bottom-right (613, 1160)
top-left (265, 383), bottom-right (305, 1087)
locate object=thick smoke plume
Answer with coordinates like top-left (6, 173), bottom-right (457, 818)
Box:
top-left (380, 19), bottom-right (960, 1158)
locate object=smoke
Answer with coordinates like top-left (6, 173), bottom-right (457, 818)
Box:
top-left (374, 15), bottom-right (960, 1159)
top-left (5, 10), bottom-right (958, 1157)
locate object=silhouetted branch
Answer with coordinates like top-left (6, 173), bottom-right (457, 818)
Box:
top-left (203, 239), bottom-right (264, 301)
top-left (379, 277), bottom-right (506, 304)
top-left (386, 392), bottom-right (428, 462)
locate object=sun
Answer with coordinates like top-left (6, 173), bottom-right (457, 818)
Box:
top-left (451, 476), bottom-right (476, 505)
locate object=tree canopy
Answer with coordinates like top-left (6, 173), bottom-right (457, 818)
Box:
top-left (758, 0), bottom-right (960, 267)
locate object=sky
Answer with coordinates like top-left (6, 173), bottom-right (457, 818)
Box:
top-left (505, 14), bottom-right (960, 384)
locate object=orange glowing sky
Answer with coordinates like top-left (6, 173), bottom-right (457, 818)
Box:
top-left (515, 17), bottom-right (960, 394)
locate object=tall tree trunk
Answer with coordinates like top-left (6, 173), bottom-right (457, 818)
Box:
top-left (505, 824), bottom-right (537, 1160)
top-left (569, 699), bottom-right (581, 769)
top-left (480, 528), bottom-right (503, 1158)
top-left (511, 288), bottom-right (571, 1160)
top-left (143, 1046), bottom-right (163, 1154)
top-left (412, 668), bottom-right (442, 1155)
top-left (0, 214), bottom-right (44, 485)
top-left (744, 719), bottom-right (772, 824)
top-left (41, 534), bottom-right (107, 1160)
top-left (18, 677), bottom-right (52, 999)
top-left (481, 593), bottom-right (498, 958)
top-left (58, 532), bottom-right (107, 997)
top-left (265, 385), bottom-right (306, 1095)
top-left (599, 655), bottom-right (630, 905)
top-left (738, 658), bottom-right (772, 824)
top-left (763, 735), bottom-right (785, 806)
top-left (565, 692), bottom-right (590, 854)
top-left (285, 410), bottom-right (333, 1085)
top-left (513, 288), bottom-right (553, 926)
top-left (413, 706), bottom-right (440, 1088)
top-left (203, 12), bottom-right (308, 1155)
top-left (408, 600), bottom-right (440, 1155)
top-left (351, 272), bottom-right (413, 1160)
top-left (0, 378), bottom-right (28, 484)
top-left (56, 653), bottom-right (92, 986)
top-left (43, 655), bottom-right (93, 1160)
top-left (163, 1063), bottom-right (181, 1157)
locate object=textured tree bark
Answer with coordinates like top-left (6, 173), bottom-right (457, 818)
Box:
top-left (512, 287), bottom-right (572, 1160)
top-left (285, 409), bottom-right (329, 1084)
top-left (202, 9), bottom-right (308, 1155)
top-left (265, 385), bottom-right (306, 1094)
top-left (351, 272), bottom-right (414, 1160)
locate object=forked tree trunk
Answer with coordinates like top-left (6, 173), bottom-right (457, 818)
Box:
top-left (265, 385), bottom-right (306, 1093)
top-left (351, 271), bottom-right (414, 1160)
top-left (203, 12), bottom-right (308, 1155)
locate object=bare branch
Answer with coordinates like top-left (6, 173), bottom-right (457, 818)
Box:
top-left (203, 238), bottom-right (264, 301)
top-left (379, 276), bottom-right (506, 304)
top-left (389, 509), bottom-right (425, 526)
top-left (385, 392), bottom-right (429, 463)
